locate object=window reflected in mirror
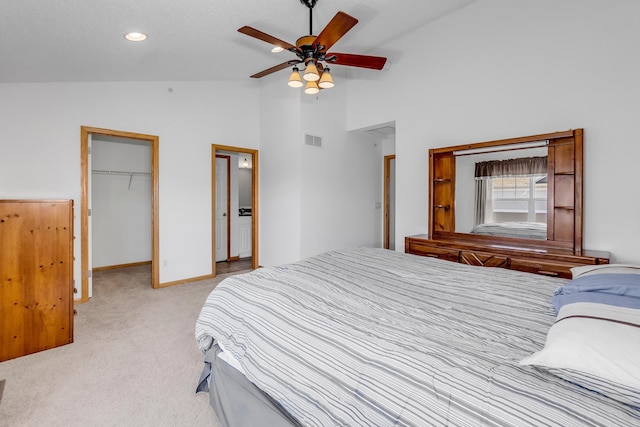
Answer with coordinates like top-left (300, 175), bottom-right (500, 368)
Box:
top-left (455, 147), bottom-right (548, 239)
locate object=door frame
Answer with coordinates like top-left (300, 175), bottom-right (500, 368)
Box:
top-left (383, 154), bottom-right (395, 250)
top-left (215, 154), bottom-right (231, 262)
top-left (80, 126), bottom-right (159, 302)
top-left (212, 144), bottom-right (259, 277)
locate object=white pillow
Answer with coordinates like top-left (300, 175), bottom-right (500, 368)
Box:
top-left (520, 302), bottom-right (640, 408)
top-left (571, 263), bottom-right (640, 279)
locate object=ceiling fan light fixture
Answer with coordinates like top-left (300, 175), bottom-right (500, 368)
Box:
top-left (318, 68), bottom-right (334, 89)
top-left (238, 6), bottom-right (387, 93)
top-left (303, 61), bottom-right (320, 81)
top-left (288, 67), bottom-right (303, 88)
top-left (304, 80), bottom-right (320, 95)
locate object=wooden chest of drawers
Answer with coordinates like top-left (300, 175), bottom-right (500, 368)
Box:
top-left (1, 200), bottom-right (74, 362)
top-left (405, 235), bottom-right (609, 279)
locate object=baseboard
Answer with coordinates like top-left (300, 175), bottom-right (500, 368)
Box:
top-left (93, 261), bottom-right (152, 272)
top-left (158, 274), bottom-right (215, 288)
top-left (74, 271), bottom-right (215, 302)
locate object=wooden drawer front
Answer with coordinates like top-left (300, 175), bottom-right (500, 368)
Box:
top-left (460, 251), bottom-right (510, 269)
top-left (510, 258), bottom-right (574, 279)
top-left (407, 242), bottom-right (459, 262)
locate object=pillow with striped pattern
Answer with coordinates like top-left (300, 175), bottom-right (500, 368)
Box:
top-left (520, 302), bottom-right (640, 408)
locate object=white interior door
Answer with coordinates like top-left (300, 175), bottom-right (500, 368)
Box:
top-left (215, 156), bottom-right (229, 262)
top-left (87, 133), bottom-right (93, 297)
top-left (389, 158), bottom-right (396, 251)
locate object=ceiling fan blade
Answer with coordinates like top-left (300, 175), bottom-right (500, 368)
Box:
top-left (238, 26), bottom-right (298, 52)
top-left (314, 11), bottom-right (358, 52)
top-left (326, 52), bottom-right (387, 70)
top-left (250, 61), bottom-right (295, 79)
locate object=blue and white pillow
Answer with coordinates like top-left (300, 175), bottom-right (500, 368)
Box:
top-left (522, 265), bottom-right (640, 408)
top-left (552, 273), bottom-right (640, 311)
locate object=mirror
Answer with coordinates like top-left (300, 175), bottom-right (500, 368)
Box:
top-left (428, 129), bottom-right (584, 254)
top-left (454, 146), bottom-right (548, 239)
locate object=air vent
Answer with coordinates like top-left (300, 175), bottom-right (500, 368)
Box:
top-left (304, 134), bottom-right (322, 147)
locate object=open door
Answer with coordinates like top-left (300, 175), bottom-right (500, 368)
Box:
top-left (215, 155), bottom-right (230, 262)
top-left (212, 144), bottom-right (259, 277)
top-left (87, 133), bottom-right (93, 297)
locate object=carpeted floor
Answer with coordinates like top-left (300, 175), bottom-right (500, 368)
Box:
top-left (0, 265), bottom-right (249, 426)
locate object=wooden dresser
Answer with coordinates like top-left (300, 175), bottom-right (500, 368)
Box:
top-left (411, 129), bottom-right (610, 279)
top-left (406, 235), bottom-right (609, 279)
top-left (0, 200), bottom-right (74, 362)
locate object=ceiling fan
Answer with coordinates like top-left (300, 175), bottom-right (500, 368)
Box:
top-left (238, 0), bottom-right (387, 94)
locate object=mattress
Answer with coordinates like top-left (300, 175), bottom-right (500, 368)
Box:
top-left (196, 247), bottom-right (640, 426)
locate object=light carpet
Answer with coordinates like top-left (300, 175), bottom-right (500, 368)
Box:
top-left (0, 265), bottom-right (244, 427)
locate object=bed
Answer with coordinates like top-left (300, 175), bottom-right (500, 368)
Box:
top-left (195, 247), bottom-right (640, 426)
top-left (469, 222), bottom-right (547, 240)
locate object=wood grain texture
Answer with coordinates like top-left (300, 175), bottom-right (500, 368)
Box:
top-left (0, 200), bottom-right (73, 362)
top-left (429, 129), bottom-right (584, 254)
top-left (459, 251), bottom-right (509, 268)
top-left (314, 11), bottom-right (358, 52)
top-left (406, 235), bottom-right (609, 279)
top-left (429, 153), bottom-right (455, 234)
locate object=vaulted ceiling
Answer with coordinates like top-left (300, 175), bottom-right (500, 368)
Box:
top-left (0, 0), bottom-right (475, 83)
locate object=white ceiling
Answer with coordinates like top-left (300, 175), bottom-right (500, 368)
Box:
top-left (0, 0), bottom-right (475, 83)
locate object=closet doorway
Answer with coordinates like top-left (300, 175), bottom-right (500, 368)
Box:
top-left (80, 127), bottom-right (159, 303)
top-left (384, 155), bottom-right (396, 250)
top-left (211, 144), bottom-right (259, 277)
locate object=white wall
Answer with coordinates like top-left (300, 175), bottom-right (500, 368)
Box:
top-left (5, 0), bottom-right (637, 301)
top-left (258, 78), bottom-right (303, 267)
top-left (0, 81), bottom-right (260, 298)
top-left (91, 138), bottom-right (152, 267)
top-left (346, 0), bottom-right (640, 263)
top-left (299, 87), bottom-right (382, 259)
top-left (258, 76), bottom-right (383, 266)
top-left (0, 75), bottom-right (382, 297)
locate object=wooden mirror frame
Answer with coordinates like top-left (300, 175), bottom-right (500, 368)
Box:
top-left (428, 129), bottom-right (584, 255)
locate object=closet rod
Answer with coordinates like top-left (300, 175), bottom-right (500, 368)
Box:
top-left (91, 169), bottom-right (150, 176)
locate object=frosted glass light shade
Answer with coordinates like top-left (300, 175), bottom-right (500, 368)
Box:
top-left (288, 68), bottom-right (303, 88)
top-left (304, 81), bottom-right (320, 95)
top-left (303, 62), bottom-right (320, 81)
top-left (318, 69), bottom-right (334, 89)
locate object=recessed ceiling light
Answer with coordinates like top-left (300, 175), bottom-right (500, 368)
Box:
top-left (124, 32), bottom-right (147, 42)
top-left (271, 46), bottom-right (284, 53)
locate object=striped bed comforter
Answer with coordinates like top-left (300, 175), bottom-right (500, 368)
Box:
top-left (195, 247), bottom-right (640, 426)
